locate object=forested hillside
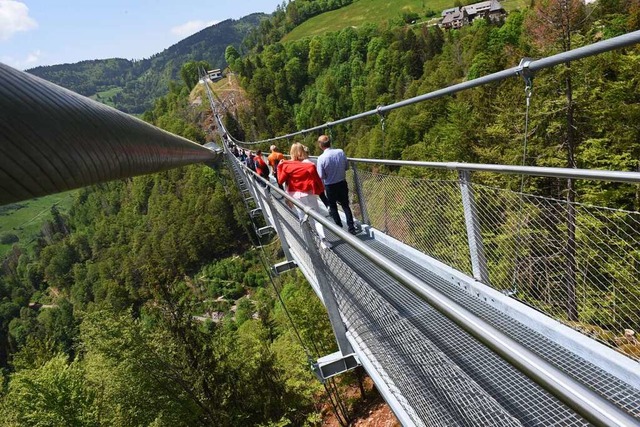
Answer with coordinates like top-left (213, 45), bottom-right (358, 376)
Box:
top-left (3, 0), bottom-right (640, 424)
top-left (229, 0), bottom-right (640, 192)
top-left (0, 80), bottom-right (351, 425)
top-left (27, 14), bottom-right (265, 113)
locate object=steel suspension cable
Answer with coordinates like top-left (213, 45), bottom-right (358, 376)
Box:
top-left (0, 63), bottom-right (218, 206)
top-left (510, 75), bottom-right (535, 295)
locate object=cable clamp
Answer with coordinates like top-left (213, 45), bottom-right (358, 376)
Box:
top-left (516, 57), bottom-right (534, 93)
top-left (376, 105), bottom-right (386, 130)
top-left (517, 57), bottom-right (535, 106)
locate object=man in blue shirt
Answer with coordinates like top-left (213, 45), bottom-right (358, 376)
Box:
top-left (316, 135), bottom-right (358, 234)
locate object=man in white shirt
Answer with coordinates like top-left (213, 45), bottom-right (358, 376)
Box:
top-left (316, 135), bottom-right (358, 234)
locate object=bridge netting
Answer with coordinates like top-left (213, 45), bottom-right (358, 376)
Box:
top-left (342, 164), bottom-right (640, 341)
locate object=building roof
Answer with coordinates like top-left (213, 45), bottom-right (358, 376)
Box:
top-left (489, 0), bottom-right (505, 11)
top-left (441, 7), bottom-right (459, 16)
top-left (441, 9), bottom-right (465, 25)
top-left (462, 0), bottom-right (504, 14)
top-left (464, 1), bottom-right (492, 14)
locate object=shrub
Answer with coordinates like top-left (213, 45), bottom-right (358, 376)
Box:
top-left (402, 11), bottom-right (420, 23)
top-left (0, 232), bottom-right (19, 244)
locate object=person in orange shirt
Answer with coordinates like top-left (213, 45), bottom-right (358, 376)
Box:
top-left (278, 143), bottom-right (330, 249)
top-left (268, 145), bottom-right (285, 189)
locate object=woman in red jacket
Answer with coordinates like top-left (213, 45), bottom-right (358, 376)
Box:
top-left (277, 143), bottom-right (330, 249)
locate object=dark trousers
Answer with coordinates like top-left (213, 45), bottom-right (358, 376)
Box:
top-left (325, 180), bottom-right (355, 230)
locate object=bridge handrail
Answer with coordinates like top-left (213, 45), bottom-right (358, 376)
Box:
top-left (228, 144), bottom-right (639, 427)
top-left (346, 158), bottom-right (640, 184)
top-left (229, 30), bottom-right (640, 146)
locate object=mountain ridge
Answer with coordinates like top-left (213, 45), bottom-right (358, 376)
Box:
top-left (27, 13), bottom-right (267, 114)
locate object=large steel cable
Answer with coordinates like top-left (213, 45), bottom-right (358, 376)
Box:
top-left (0, 63), bottom-right (218, 205)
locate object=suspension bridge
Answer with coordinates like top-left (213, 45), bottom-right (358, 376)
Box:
top-left (2, 29), bottom-right (640, 427)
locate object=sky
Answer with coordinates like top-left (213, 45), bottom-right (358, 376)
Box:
top-left (0, 0), bottom-right (285, 69)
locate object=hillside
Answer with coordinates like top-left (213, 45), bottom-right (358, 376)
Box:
top-left (282, 0), bottom-right (528, 42)
top-left (27, 14), bottom-right (266, 114)
top-left (0, 192), bottom-right (75, 258)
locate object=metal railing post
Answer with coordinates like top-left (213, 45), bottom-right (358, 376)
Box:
top-left (351, 163), bottom-right (370, 225)
top-left (253, 183), bottom-right (273, 223)
top-left (300, 217), bottom-right (354, 356)
top-left (458, 170), bottom-right (490, 284)
top-left (263, 193), bottom-right (294, 262)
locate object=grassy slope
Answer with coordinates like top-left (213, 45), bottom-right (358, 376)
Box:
top-left (0, 191), bottom-right (75, 257)
top-left (283, 0), bottom-right (528, 42)
top-left (90, 86), bottom-right (124, 107)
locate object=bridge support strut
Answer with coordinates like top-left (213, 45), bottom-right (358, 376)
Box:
top-left (300, 216), bottom-right (360, 380)
top-left (300, 217), bottom-right (360, 380)
top-left (459, 170), bottom-right (490, 284)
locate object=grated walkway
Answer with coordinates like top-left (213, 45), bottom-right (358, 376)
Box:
top-left (271, 195), bottom-right (640, 426)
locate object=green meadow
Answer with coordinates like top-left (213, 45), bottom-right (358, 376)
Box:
top-left (283, 0), bottom-right (528, 42)
top-left (91, 86), bottom-right (124, 107)
top-left (0, 191), bottom-right (76, 257)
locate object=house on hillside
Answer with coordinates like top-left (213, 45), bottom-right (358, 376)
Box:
top-left (441, 7), bottom-right (466, 29)
top-left (465, 0), bottom-right (507, 23)
top-left (207, 69), bottom-right (223, 81)
top-left (440, 0), bottom-right (506, 29)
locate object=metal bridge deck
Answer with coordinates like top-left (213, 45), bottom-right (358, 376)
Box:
top-left (269, 192), bottom-right (640, 426)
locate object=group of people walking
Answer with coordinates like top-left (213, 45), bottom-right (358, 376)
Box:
top-left (234, 135), bottom-right (359, 249)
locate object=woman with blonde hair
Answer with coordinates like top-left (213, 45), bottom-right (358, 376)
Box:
top-left (277, 143), bottom-right (331, 248)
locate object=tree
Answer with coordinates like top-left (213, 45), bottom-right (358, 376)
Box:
top-left (526, 0), bottom-right (587, 321)
top-left (1, 354), bottom-right (96, 426)
top-left (235, 296), bottom-right (254, 326)
top-left (180, 60), bottom-right (210, 90)
top-left (225, 45), bottom-right (241, 69)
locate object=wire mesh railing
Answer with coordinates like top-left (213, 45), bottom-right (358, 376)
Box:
top-left (347, 169), bottom-right (474, 277)
top-left (345, 162), bottom-right (640, 357)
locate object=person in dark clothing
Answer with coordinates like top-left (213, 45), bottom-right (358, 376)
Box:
top-left (246, 152), bottom-right (256, 171)
top-left (316, 135), bottom-right (359, 234)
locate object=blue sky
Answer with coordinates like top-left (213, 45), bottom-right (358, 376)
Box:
top-left (0, 0), bottom-right (285, 69)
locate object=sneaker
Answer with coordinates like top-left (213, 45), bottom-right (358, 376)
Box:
top-left (320, 239), bottom-right (332, 250)
top-left (348, 225), bottom-right (361, 235)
